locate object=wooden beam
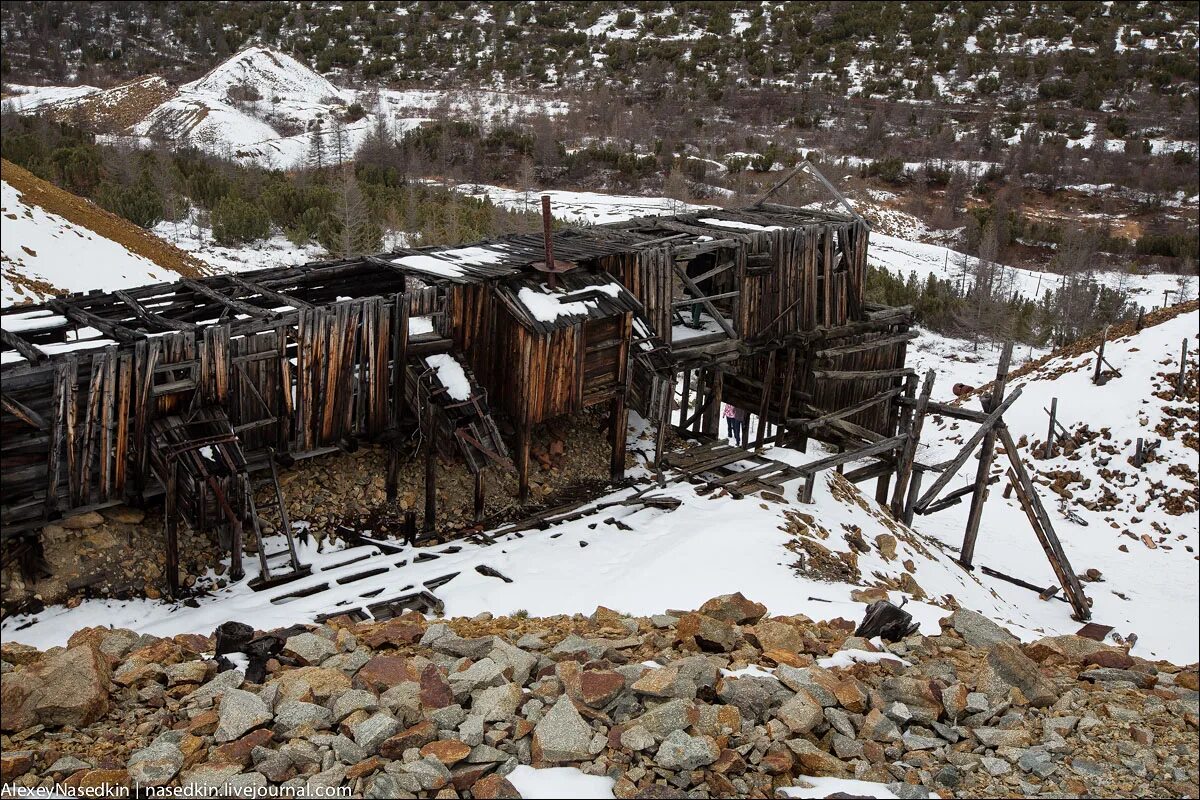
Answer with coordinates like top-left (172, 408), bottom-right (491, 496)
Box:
top-left (998, 425), bottom-right (1091, 621)
top-left (960, 341), bottom-right (1013, 568)
top-left (792, 387), bottom-right (902, 430)
top-left (114, 290), bottom-right (195, 331)
top-left (0, 327), bottom-right (47, 363)
top-left (814, 330), bottom-right (919, 360)
top-left (47, 299), bottom-right (141, 343)
top-left (181, 279), bottom-right (267, 317)
top-left (797, 434), bottom-right (908, 501)
top-left (672, 263), bottom-right (738, 339)
top-left (1, 393), bottom-right (47, 429)
top-left (813, 367), bottom-right (914, 381)
top-left (890, 369), bottom-right (934, 518)
top-left (227, 275), bottom-right (314, 309)
top-left (913, 384), bottom-right (1024, 514)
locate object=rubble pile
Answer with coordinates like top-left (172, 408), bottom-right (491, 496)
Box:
top-left (2, 594), bottom-right (1197, 798)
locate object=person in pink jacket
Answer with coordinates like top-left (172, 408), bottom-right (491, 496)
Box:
top-left (723, 403), bottom-right (743, 446)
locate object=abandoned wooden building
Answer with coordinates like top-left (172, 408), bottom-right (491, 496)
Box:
top-left (0, 200), bottom-right (917, 597)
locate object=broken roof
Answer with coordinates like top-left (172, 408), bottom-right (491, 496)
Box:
top-left (2, 203), bottom-right (856, 369)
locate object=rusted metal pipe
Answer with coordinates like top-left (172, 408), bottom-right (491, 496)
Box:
top-left (541, 194), bottom-right (557, 290)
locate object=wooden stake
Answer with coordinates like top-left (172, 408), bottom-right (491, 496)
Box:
top-left (474, 472), bottom-right (485, 522)
top-left (1044, 397), bottom-right (1058, 459)
top-left (890, 369), bottom-right (934, 518)
top-left (1178, 338), bottom-right (1189, 398)
top-left (1092, 326), bottom-right (1108, 385)
top-left (959, 341), bottom-right (1013, 569)
top-left (424, 410), bottom-right (438, 533)
top-left (164, 458), bottom-right (179, 598)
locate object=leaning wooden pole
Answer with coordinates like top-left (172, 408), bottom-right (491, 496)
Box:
top-left (890, 369), bottom-right (934, 519)
top-left (997, 425), bottom-right (1091, 621)
top-left (959, 341), bottom-right (1013, 570)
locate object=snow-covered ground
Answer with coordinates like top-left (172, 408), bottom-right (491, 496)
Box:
top-left (868, 231), bottom-right (1191, 308)
top-left (152, 210), bottom-right (325, 273)
top-left (1, 178), bottom-right (186, 306)
top-left (451, 183), bottom-right (711, 224)
top-left (911, 309), bottom-right (1200, 664)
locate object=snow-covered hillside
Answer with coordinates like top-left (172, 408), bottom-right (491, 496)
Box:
top-left (0, 160), bottom-right (208, 306)
top-left (914, 306), bottom-right (1200, 663)
top-left (869, 232), bottom-right (1192, 309)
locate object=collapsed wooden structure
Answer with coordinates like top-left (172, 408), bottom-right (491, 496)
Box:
top-left (2, 199), bottom-right (922, 594)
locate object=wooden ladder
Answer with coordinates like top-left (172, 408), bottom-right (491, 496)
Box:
top-left (245, 448), bottom-right (312, 592)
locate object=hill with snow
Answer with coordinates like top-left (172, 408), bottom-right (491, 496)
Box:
top-left (913, 304), bottom-right (1199, 662)
top-left (0, 159), bottom-right (210, 306)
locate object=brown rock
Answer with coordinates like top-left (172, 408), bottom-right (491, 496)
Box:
top-left (9, 646), bottom-right (112, 730)
top-left (850, 587), bottom-right (891, 604)
top-left (61, 511), bottom-right (105, 529)
top-left (354, 656), bottom-right (420, 693)
top-left (420, 663), bottom-right (454, 709)
top-left (579, 670), bottom-right (625, 707)
top-left (185, 710), bottom-right (219, 736)
top-left (676, 613), bottom-right (739, 653)
top-left (346, 757), bottom-right (382, 781)
top-left (761, 749), bottom-right (794, 775)
top-left (270, 666), bottom-right (351, 702)
top-left (711, 748), bottom-right (746, 775)
top-left (1175, 671), bottom-right (1199, 691)
top-left (472, 774), bottom-right (522, 799)
top-left (1, 642), bottom-right (41, 666)
top-left (62, 769), bottom-right (130, 790)
top-left (209, 728), bottom-right (274, 766)
top-left (1082, 650), bottom-right (1134, 669)
top-left (761, 649), bottom-right (813, 668)
top-left (747, 620), bottom-right (804, 653)
top-left (379, 720), bottom-right (437, 758)
top-left (832, 677), bottom-right (869, 713)
top-left (360, 620), bottom-right (424, 649)
top-left (0, 750), bottom-right (34, 782)
top-left (977, 643), bottom-right (1058, 708)
top-left (874, 534), bottom-right (898, 560)
top-left (699, 592), bottom-right (767, 625)
top-left (0, 671), bottom-right (40, 732)
top-left (450, 763), bottom-right (495, 792)
top-left (420, 740), bottom-right (472, 766)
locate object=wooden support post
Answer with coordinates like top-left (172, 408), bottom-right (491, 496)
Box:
top-left (610, 391), bottom-right (628, 482)
top-left (902, 469), bottom-right (924, 526)
top-left (890, 369), bottom-right (934, 518)
top-left (1044, 397), bottom-right (1058, 459)
top-left (386, 446), bottom-right (400, 501)
top-left (702, 370), bottom-right (722, 436)
top-left (914, 383), bottom-right (1024, 514)
top-left (517, 420), bottom-right (531, 505)
top-left (1178, 338), bottom-right (1189, 398)
top-left (473, 472), bottom-right (485, 522)
top-left (679, 370), bottom-right (692, 431)
top-left (164, 458), bottom-right (179, 597)
top-left (755, 350), bottom-right (777, 448)
top-left (653, 375), bottom-right (672, 483)
top-left (424, 411), bottom-right (438, 533)
top-left (1134, 437), bottom-right (1144, 469)
top-left (228, 491), bottom-right (245, 582)
top-left (874, 472), bottom-right (891, 505)
top-left (998, 424), bottom-right (1091, 621)
top-left (1092, 326), bottom-right (1108, 385)
top-left (959, 341), bottom-right (1013, 570)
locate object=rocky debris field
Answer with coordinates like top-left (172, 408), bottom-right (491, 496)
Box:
top-left (1, 594), bottom-right (1197, 799)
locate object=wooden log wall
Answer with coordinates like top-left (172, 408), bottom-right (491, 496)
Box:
top-left (2, 296), bottom-right (415, 537)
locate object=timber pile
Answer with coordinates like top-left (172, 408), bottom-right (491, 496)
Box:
top-left (1, 597), bottom-right (1196, 799)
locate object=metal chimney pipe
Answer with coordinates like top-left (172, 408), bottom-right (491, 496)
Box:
top-left (541, 194), bottom-right (557, 290)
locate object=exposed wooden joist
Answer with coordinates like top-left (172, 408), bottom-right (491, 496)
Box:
top-left (0, 327), bottom-right (46, 363)
top-left (181, 279), bottom-right (269, 317)
top-left (114, 290), bottom-right (196, 331)
top-left (46, 299), bottom-right (142, 343)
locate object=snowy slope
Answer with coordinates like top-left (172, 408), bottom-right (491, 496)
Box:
top-left (1, 162), bottom-right (207, 306)
top-left (868, 231), bottom-right (1188, 308)
top-left (0, 465), bottom-right (1043, 653)
top-left (912, 308), bottom-right (1199, 662)
top-left (452, 183), bottom-right (712, 224)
